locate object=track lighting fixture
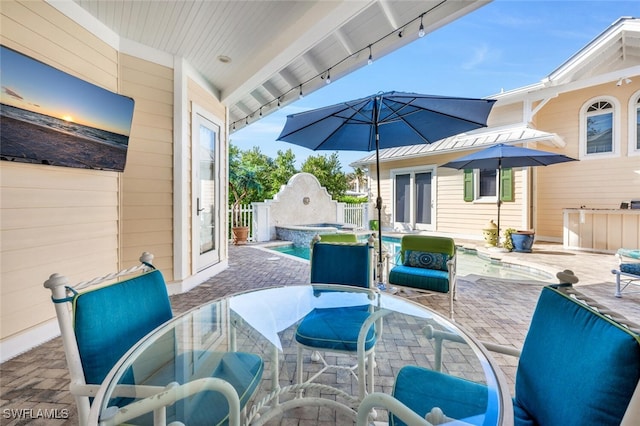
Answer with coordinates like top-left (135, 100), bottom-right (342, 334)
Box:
top-left (232, 7), bottom-right (442, 131)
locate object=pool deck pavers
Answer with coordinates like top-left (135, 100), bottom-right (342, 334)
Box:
top-left (1, 240), bottom-right (639, 425)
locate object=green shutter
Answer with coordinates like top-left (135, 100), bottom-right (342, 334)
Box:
top-left (463, 169), bottom-right (474, 202)
top-left (500, 168), bottom-right (513, 201)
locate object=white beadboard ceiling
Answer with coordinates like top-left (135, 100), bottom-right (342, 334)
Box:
top-left (68, 0), bottom-right (490, 131)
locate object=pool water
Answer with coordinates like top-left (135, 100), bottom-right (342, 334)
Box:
top-left (269, 237), bottom-right (554, 283)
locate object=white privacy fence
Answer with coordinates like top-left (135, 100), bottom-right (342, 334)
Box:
top-left (228, 202), bottom-right (368, 243)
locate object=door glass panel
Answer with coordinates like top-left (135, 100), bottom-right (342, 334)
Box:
top-left (395, 174), bottom-right (410, 223)
top-left (199, 125), bottom-right (216, 255)
top-left (415, 172), bottom-right (432, 224)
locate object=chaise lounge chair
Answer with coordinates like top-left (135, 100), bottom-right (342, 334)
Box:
top-left (612, 248), bottom-right (640, 297)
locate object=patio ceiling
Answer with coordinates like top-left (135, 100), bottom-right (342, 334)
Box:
top-left (66, 0), bottom-right (490, 131)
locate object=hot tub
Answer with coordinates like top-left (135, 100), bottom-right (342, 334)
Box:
top-left (275, 223), bottom-right (357, 247)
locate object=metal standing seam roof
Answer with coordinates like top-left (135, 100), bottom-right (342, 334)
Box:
top-left (349, 125), bottom-right (564, 167)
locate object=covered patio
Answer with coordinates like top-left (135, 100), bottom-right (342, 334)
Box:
top-left (1, 240), bottom-right (637, 424)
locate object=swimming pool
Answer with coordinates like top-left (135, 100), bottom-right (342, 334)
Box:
top-left (269, 236), bottom-right (555, 283)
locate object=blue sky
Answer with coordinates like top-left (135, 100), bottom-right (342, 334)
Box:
top-left (231, 0), bottom-right (638, 170)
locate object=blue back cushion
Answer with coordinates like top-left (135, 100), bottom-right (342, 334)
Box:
top-left (73, 269), bottom-right (173, 385)
top-left (514, 286), bottom-right (640, 425)
top-left (310, 242), bottom-right (371, 287)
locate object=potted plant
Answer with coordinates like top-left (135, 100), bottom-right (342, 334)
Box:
top-left (511, 229), bottom-right (535, 253)
top-left (229, 164), bottom-right (261, 245)
top-left (503, 228), bottom-right (516, 251)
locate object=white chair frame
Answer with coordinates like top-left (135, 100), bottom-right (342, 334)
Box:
top-left (356, 284), bottom-right (640, 426)
top-left (296, 236), bottom-right (382, 404)
top-left (44, 252), bottom-right (242, 426)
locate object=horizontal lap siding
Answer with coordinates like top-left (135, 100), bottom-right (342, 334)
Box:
top-left (0, 0), bottom-right (121, 340)
top-left (534, 85), bottom-right (640, 240)
top-left (379, 153), bottom-right (526, 237)
top-left (119, 55), bottom-right (174, 277)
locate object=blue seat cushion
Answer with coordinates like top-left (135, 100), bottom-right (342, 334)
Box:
top-left (391, 366), bottom-right (492, 426)
top-left (295, 305), bottom-right (376, 351)
top-left (514, 286), bottom-right (640, 425)
top-left (126, 351), bottom-right (264, 426)
top-left (388, 265), bottom-right (449, 293)
top-left (74, 269), bottom-right (173, 385)
top-left (620, 262), bottom-right (640, 275)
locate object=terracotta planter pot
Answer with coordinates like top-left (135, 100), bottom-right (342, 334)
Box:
top-left (232, 226), bottom-right (249, 245)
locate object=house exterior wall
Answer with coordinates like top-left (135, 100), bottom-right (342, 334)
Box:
top-left (0, 0), bottom-right (229, 359)
top-left (533, 81), bottom-right (640, 240)
top-left (377, 152), bottom-right (527, 238)
top-left (0, 0), bottom-right (123, 343)
top-left (120, 54), bottom-right (175, 276)
top-left (373, 77), bottom-right (639, 244)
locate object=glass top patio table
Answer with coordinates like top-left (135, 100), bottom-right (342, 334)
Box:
top-left (88, 284), bottom-right (512, 425)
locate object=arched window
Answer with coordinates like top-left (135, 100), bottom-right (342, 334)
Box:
top-left (580, 97), bottom-right (620, 159)
top-left (629, 91), bottom-right (640, 156)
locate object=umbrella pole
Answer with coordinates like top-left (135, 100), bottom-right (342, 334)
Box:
top-left (496, 162), bottom-right (502, 248)
top-left (373, 98), bottom-right (384, 286)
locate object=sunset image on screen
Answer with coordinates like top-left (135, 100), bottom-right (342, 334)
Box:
top-left (0, 46), bottom-right (135, 171)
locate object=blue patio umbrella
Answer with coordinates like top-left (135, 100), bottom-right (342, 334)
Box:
top-left (277, 91), bottom-right (496, 270)
top-left (441, 143), bottom-right (577, 247)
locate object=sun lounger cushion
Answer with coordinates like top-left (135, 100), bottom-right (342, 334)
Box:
top-left (73, 269), bottom-right (173, 385)
top-left (403, 250), bottom-right (449, 271)
top-left (513, 286), bottom-right (640, 425)
top-left (620, 263), bottom-right (640, 275)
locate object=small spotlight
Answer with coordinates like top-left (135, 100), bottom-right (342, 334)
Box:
top-left (616, 78), bottom-right (623, 86)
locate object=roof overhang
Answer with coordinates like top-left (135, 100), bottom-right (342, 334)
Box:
top-left (350, 124), bottom-right (564, 167)
top-left (56, 0), bottom-right (491, 130)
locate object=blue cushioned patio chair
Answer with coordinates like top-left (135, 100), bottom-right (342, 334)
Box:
top-left (44, 252), bottom-right (263, 426)
top-left (357, 284), bottom-right (640, 426)
top-left (612, 248), bottom-right (640, 297)
top-left (388, 235), bottom-right (457, 318)
top-left (296, 235), bottom-right (380, 402)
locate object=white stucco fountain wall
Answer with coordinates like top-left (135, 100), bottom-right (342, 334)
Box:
top-left (253, 173), bottom-right (355, 244)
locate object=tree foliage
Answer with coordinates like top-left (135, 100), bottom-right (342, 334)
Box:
top-left (300, 152), bottom-right (349, 198)
top-left (229, 144), bottom-right (352, 203)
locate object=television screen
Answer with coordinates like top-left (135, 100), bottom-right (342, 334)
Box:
top-left (0, 46), bottom-right (135, 172)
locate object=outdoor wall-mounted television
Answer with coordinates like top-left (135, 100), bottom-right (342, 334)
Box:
top-left (0, 46), bottom-right (135, 172)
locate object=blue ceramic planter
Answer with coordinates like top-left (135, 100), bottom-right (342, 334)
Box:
top-left (511, 232), bottom-right (535, 253)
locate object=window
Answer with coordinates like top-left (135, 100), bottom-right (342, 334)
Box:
top-left (479, 169), bottom-right (497, 197)
top-left (464, 168), bottom-right (513, 202)
top-left (580, 97), bottom-right (620, 159)
top-left (629, 92), bottom-right (640, 156)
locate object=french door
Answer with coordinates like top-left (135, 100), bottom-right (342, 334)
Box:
top-left (393, 168), bottom-right (434, 231)
top-left (192, 106), bottom-right (222, 271)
